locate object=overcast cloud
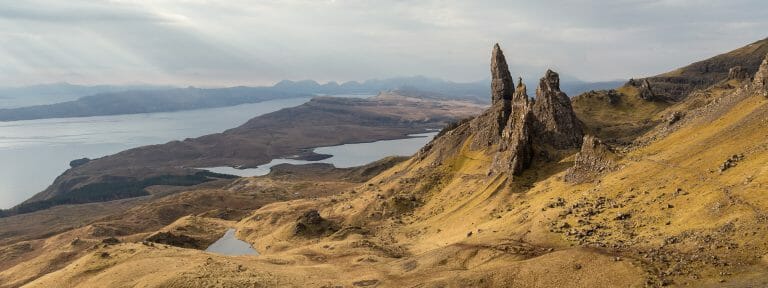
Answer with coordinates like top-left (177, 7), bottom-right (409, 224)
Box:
top-left (0, 0), bottom-right (766, 86)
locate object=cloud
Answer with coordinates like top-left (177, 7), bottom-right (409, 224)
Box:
top-left (0, 0), bottom-right (766, 86)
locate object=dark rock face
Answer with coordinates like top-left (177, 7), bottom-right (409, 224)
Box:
top-left (727, 66), bottom-right (749, 81)
top-left (564, 135), bottom-right (617, 183)
top-left (494, 80), bottom-right (534, 175)
top-left (471, 44), bottom-right (515, 149)
top-left (638, 79), bottom-right (656, 101)
top-left (146, 232), bottom-right (201, 249)
top-left (491, 43), bottom-right (514, 104)
top-left (754, 54), bottom-right (768, 97)
top-left (531, 70), bottom-right (584, 149)
top-left (294, 210), bottom-right (337, 237)
top-left (69, 158), bottom-right (90, 168)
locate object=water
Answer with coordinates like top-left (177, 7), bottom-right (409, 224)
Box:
top-left (200, 132), bottom-right (437, 177)
top-left (0, 97), bottom-right (310, 209)
top-left (205, 228), bottom-right (259, 256)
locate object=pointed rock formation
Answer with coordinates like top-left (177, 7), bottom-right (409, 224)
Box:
top-left (435, 44), bottom-right (584, 178)
top-left (531, 70), bottom-right (584, 149)
top-left (471, 44), bottom-right (515, 148)
top-left (564, 135), bottom-right (617, 183)
top-left (491, 43), bottom-right (514, 104)
top-left (754, 54), bottom-right (768, 97)
top-left (494, 79), bottom-right (534, 175)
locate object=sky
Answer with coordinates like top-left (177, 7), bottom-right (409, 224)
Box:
top-left (0, 0), bottom-right (767, 87)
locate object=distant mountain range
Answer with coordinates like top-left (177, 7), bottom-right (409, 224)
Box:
top-left (0, 82), bottom-right (173, 109)
top-left (270, 76), bottom-right (625, 103)
top-left (0, 76), bottom-right (624, 121)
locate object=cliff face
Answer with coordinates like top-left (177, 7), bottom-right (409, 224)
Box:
top-left (531, 70), bottom-right (584, 149)
top-left (754, 53), bottom-right (768, 97)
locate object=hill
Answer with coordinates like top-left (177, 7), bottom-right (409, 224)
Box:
top-left (0, 87), bottom-right (309, 122)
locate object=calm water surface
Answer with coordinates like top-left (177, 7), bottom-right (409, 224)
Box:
top-left (205, 228), bottom-right (259, 256)
top-left (0, 97), bottom-right (310, 209)
top-left (200, 132), bottom-right (437, 177)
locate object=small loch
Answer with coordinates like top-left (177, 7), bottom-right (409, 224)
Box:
top-left (200, 132), bottom-right (437, 177)
top-left (205, 228), bottom-right (259, 256)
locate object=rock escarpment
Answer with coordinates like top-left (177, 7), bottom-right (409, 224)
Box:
top-left (637, 79), bottom-right (656, 101)
top-left (564, 135), bottom-right (617, 183)
top-left (754, 53), bottom-right (768, 97)
top-left (727, 66), bottom-right (749, 81)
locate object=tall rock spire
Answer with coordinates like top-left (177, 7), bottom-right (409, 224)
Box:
top-left (532, 69), bottom-right (584, 149)
top-left (512, 77), bottom-right (529, 104)
top-left (754, 53), bottom-right (768, 97)
top-left (491, 43), bottom-right (514, 104)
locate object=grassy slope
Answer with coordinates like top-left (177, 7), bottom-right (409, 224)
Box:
top-left (572, 86), bottom-right (671, 143)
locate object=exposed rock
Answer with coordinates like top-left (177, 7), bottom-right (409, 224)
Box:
top-left (69, 158), bottom-right (90, 168)
top-left (353, 280), bottom-right (380, 287)
top-left (146, 232), bottom-right (201, 249)
top-left (101, 237), bottom-right (120, 245)
top-left (666, 111), bottom-right (685, 126)
top-left (490, 43), bottom-right (514, 104)
top-left (727, 66), bottom-right (748, 80)
top-left (532, 70), bottom-right (584, 149)
top-left (754, 53), bottom-right (768, 97)
top-left (294, 210), bottom-right (338, 237)
top-left (438, 44), bottom-right (584, 178)
top-left (564, 135), bottom-right (618, 183)
top-left (470, 44), bottom-right (515, 148)
top-left (638, 79), bottom-right (656, 101)
top-left (719, 154), bottom-right (745, 172)
top-left (494, 79), bottom-right (534, 175)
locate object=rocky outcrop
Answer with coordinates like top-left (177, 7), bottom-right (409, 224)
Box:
top-left (294, 210), bottom-right (337, 237)
top-left (531, 70), bottom-right (584, 149)
top-left (754, 54), bottom-right (768, 97)
top-left (471, 44), bottom-right (515, 148)
top-left (493, 80), bottom-right (534, 175)
top-left (638, 79), bottom-right (656, 101)
top-left (727, 66), bottom-right (749, 81)
top-left (146, 232), bottom-right (201, 249)
top-left (69, 158), bottom-right (90, 168)
top-left (436, 44), bottom-right (584, 178)
top-left (564, 135), bottom-right (617, 183)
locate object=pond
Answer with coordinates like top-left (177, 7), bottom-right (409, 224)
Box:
top-left (204, 228), bottom-right (259, 256)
